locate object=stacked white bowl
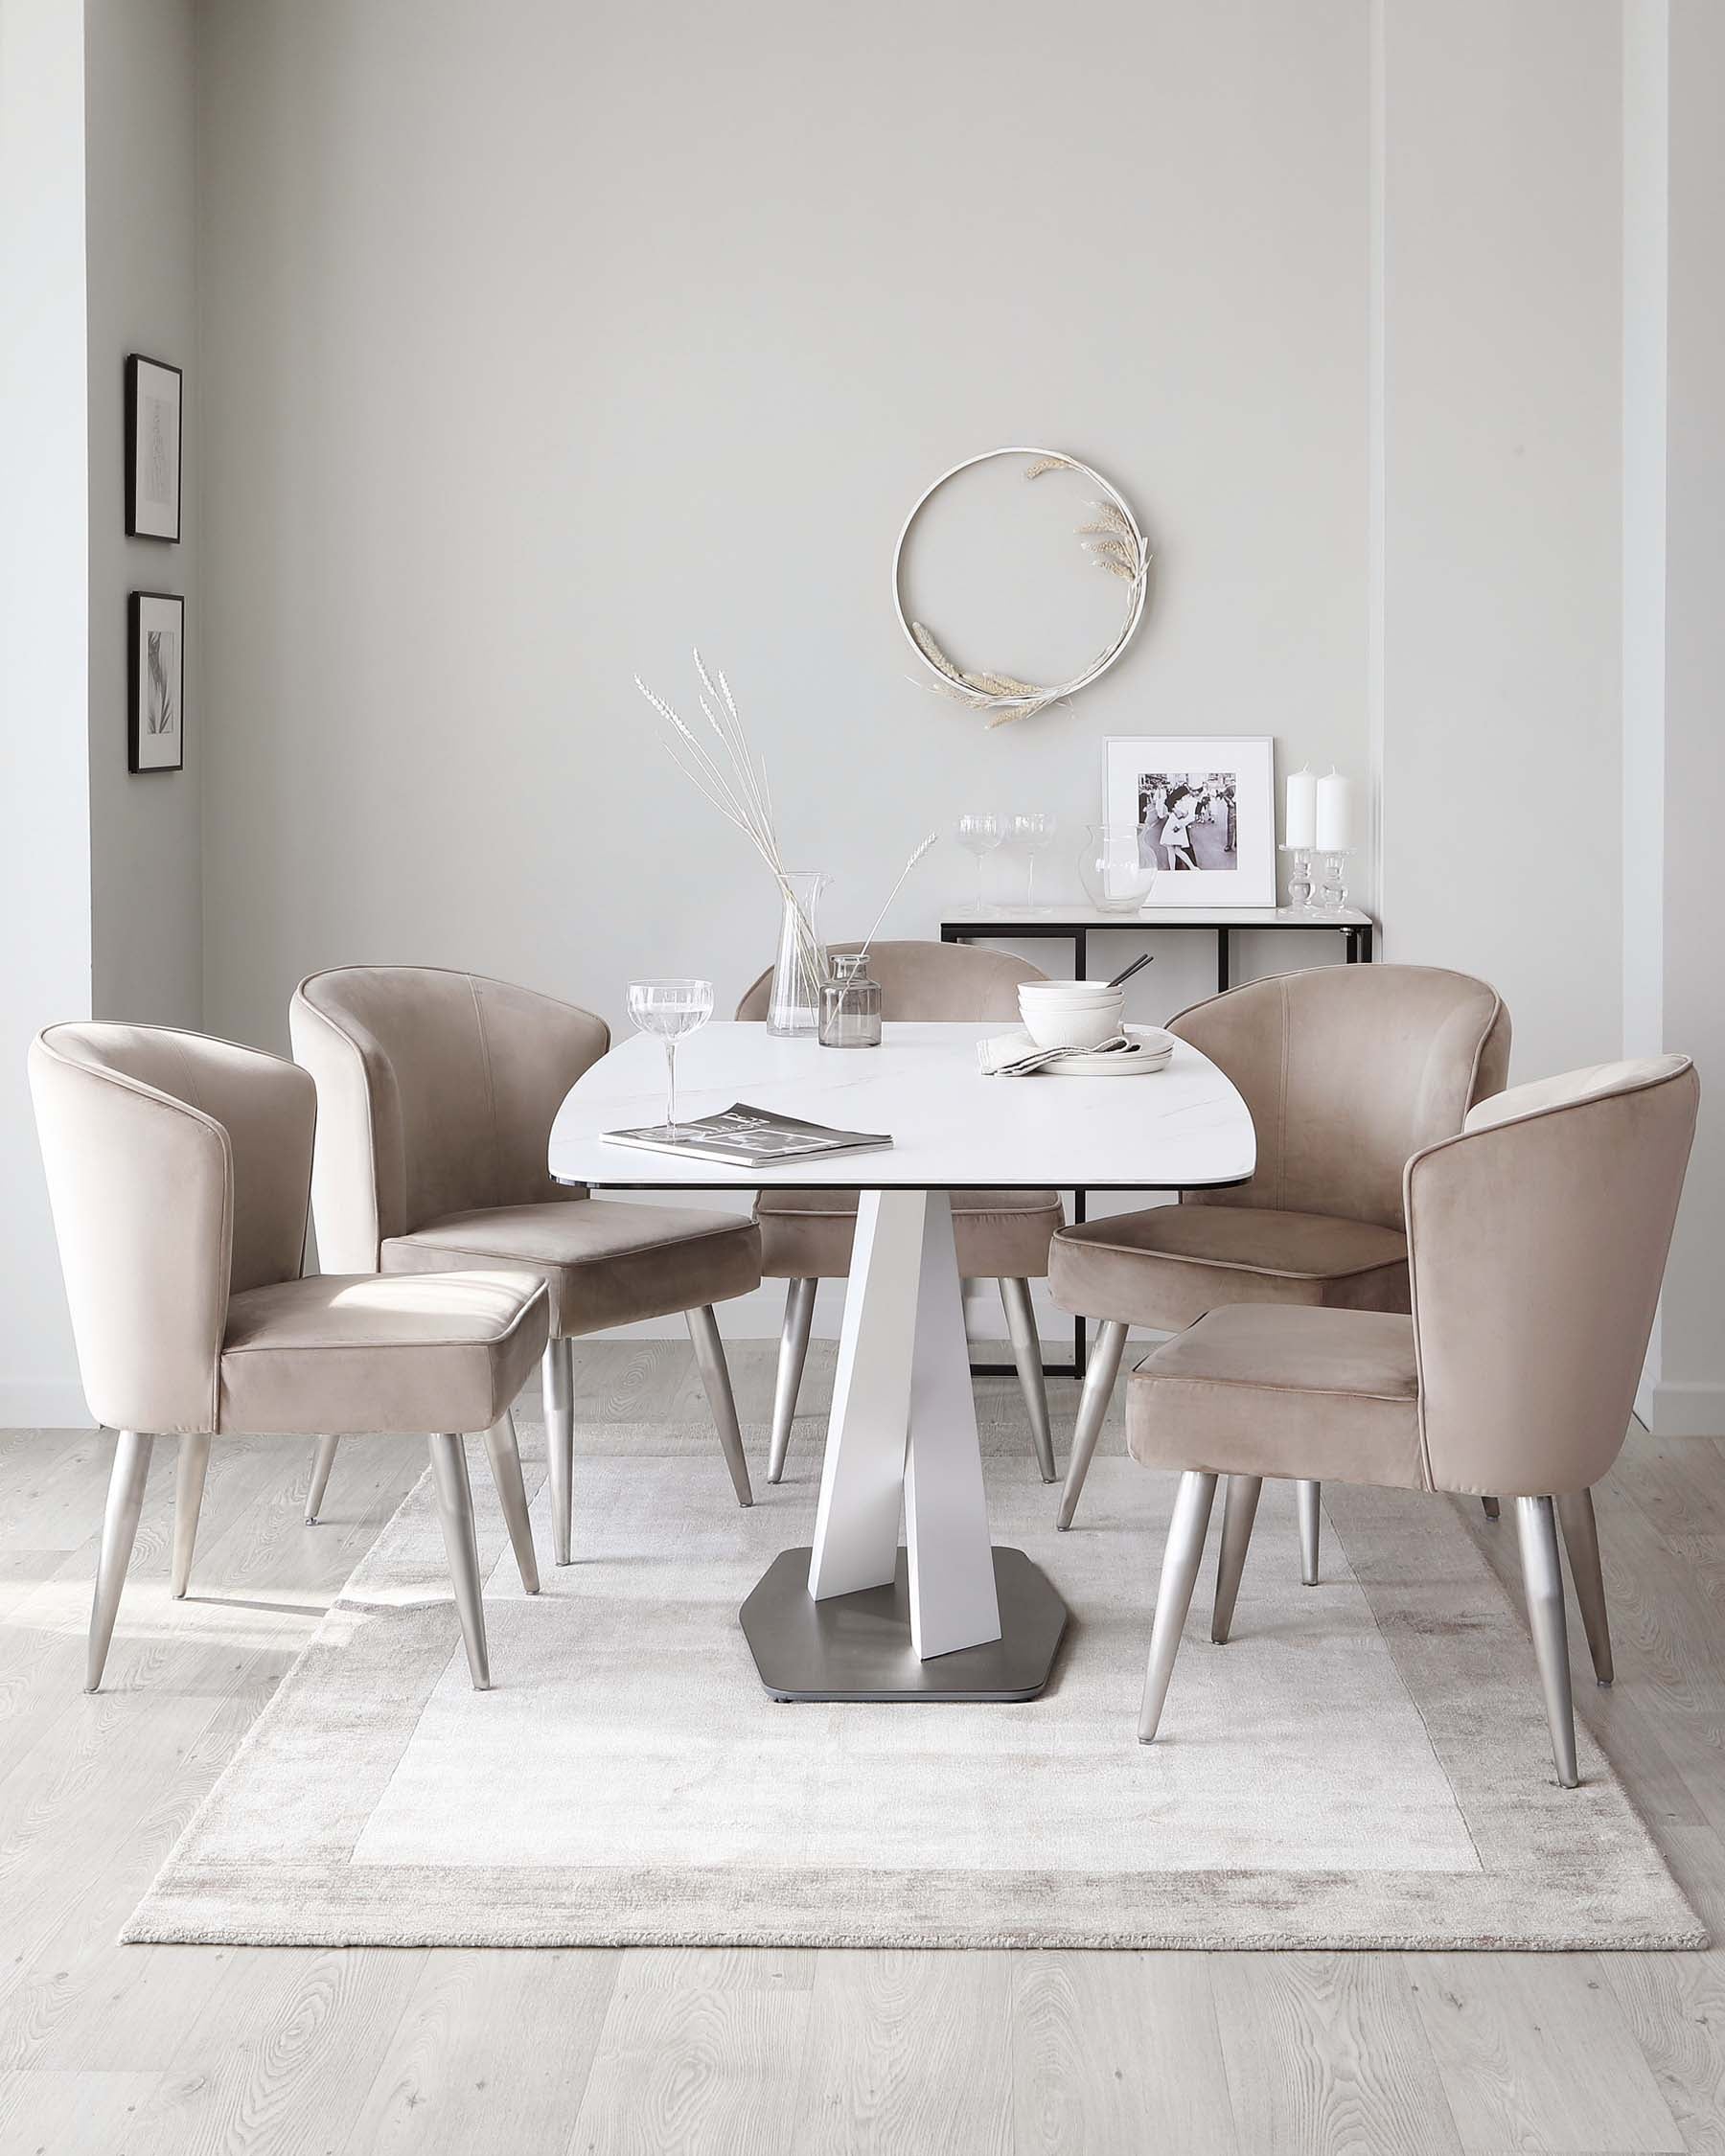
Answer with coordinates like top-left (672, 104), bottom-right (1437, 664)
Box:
top-left (1017, 978), bottom-right (1127, 1050)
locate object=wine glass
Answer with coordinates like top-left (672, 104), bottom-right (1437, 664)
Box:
top-left (627, 978), bottom-right (713, 1137)
top-left (954, 813), bottom-right (1003, 914)
top-left (1008, 812), bottom-right (1058, 914)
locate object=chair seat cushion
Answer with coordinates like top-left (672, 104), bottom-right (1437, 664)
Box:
top-left (219, 1272), bottom-right (549, 1436)
top-left (1048, 1204), bottom-right (1410, 1330)
top-left (754, 1189), bottom-right (1064, 1281)
top-left (381, 1200), bottom-right (761, 1337)
top-left (1127, 1304), bottom-right (1425, 1491)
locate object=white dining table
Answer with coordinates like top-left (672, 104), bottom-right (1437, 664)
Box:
top-left (548, 1021), bottom-right (1254, 1703)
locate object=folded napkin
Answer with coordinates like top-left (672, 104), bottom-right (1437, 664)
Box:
top-left (978, 1028), bottom-right (1137, 1076)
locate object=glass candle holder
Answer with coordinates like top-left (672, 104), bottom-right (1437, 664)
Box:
top-left (1319, 849), bottom-right (1356, 910)
top-left (1279, 842), bottom-right (1317, 911)
top-left (818, 952), bottom-right (882, 1048)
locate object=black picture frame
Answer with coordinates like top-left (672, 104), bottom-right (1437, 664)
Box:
top-left (129, 591), bottom-right (185, 774)
top-left (125, 353), bottom-right (182, 541)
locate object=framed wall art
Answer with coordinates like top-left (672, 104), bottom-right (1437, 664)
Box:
top-left (129, 591), bottom-right (185, 773)
top-left (1104, 735), bottom-right (1276, 906)
top-left (125, 354), bottom-right (182, 541)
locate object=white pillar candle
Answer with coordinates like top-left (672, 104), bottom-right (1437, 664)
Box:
top-left (1284, 767), bottom-right (1317, 849)
top-left (1315, 768), bottom-right (1353, 852)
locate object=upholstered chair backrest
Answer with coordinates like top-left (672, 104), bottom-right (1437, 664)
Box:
top-left (1407, 1055), bottom-right (1698, 1498)
top-left (1170, 965), bottom-right (1510, 1231)
top-left (29, 1024), bottom-right (314, 1434)
top-left (735, 940), bottom-right (1046, 1021)
top-left (289, 966), bottom-right (610, 1272)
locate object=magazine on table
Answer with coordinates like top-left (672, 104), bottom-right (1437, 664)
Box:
top-left (601, 1101), bottom-right (893, 1167)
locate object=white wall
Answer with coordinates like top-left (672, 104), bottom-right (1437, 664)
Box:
top-left (1375, 0), bottom-right (1625, 1080)
top-left (0, 0), bottom-right (200, 1422)
top-left (5, 2), bottom-right (1712, 1400)
top-left (193, 0), bottom-right (1376, 1338)
top-left (1622, 0), bottom-right (1669, 1407)
top-left (85, 0), bottom-right (202, 1027)
top-left (0, 0), bottom-right (94, 1423)
top-left (1626, 0), bottom-right (1725, 1435)
top-left (196, 0), bottom-right (1372, 1067)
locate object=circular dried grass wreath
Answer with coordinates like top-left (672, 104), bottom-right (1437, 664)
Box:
top-left (892, 447), bottom-right (1150, 727)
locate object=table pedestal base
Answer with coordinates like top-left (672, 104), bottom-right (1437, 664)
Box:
top-left (741, 1546), bottom-right (1067, 1703)
top-left (748, 1187), bottom-right (1069, 1700)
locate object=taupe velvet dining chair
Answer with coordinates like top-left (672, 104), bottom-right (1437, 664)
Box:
top-left (290, 966), bottom-right (762, 1564)
top-left (29, 1023), bottom-right (549, 1692)
top-left (1126, 1055), bottom-right (1698, 1787)
top-left (736, 940), bottom-right (1065, 1482)
top-left (1049, 964), bottom-right (1510, 1571)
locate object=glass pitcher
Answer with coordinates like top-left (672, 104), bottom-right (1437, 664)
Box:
top-left (765, 871), bottom-right (829, 1037)
top-left (1077, 823), bottom-right (1158, 913)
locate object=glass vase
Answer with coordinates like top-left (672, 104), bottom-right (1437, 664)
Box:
top-left (766, 871), bottom-right (829, 1037)
top-left (819, 952), bottom-right (882, 1048)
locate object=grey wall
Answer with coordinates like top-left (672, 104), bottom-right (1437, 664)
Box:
top-left (196, 0), bottom-right (1373, 1060)
top-left (85, 0), bottom-right (202, 1028)
top-left (1375, 0), bottom-right (1625, 1080)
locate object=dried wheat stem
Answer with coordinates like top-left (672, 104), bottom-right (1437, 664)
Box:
top-left (858, 832), bottom-right (938, 960)
top-left (638, 658), bottom-right (826, 990)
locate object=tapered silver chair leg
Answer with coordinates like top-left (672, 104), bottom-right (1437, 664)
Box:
top-left (428, 1433), bottom-right (491, 1690)
top-left (1516, 1495), bottom-right (1579, 1787)
top-left (999, 1277), bottom-right (1056, 1483)
top-left (1210, 1474), bottom-right (1262, 1644)
top-left (1057, 1318), bottom-right (1128, 1530)
top-left (482, 1411), bottom-right (540, 1594)
top-left (768, 1277), bottom-right (816, 1484)
top-left (87, 1430), bottom-right (154, 1692)
top-left (1139, 1471), bottom-right (1219, 1742)
top-left (172, 1433), bottom-right (212, 1599)
top-left (1482, 1495), bottom-right (1501, 1521)
top-left (541, 1335), bottom-right (574, 1565)
top-left (305, 1434), bottom-right (339, 1525)
top-left (1297, 1479), bottom-right (1322, 1585)
top-left (688, 1304), bottom-right (753, 1507)
top-left (1556, 1486), bottom-right (1613, 1686)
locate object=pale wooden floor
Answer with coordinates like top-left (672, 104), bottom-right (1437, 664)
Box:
top-left (2, 1342), bottom-right (1723, 2155)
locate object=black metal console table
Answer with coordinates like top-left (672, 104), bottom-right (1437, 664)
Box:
top-left (941, 904), bottom-right (1377, 1375)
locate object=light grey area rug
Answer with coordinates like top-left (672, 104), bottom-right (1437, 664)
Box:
top-left (126, 1416), bottom-right (1704, 1951)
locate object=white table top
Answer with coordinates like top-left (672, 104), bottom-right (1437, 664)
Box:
top-left (941, 904), bottom-right (1374, 929)
top-left (548, 1021), bottom-right (1255, 1192)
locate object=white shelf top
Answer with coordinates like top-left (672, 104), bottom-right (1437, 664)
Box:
top-left (942, 905), bottom-right (1373, 929)
top-left (549, 1021), bottom-right (1255, 1193)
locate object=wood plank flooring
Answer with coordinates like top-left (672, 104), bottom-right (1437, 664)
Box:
top-left (0, 1342), bottom-right (1721, 2154)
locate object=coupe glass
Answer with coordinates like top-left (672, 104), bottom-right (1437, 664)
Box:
top-left (1007, 812), bottom-right (1058, 913)
top-left (627, 978), bottom-right (713, 1137)
top-left (954, 812), bottom-right (1003, 913)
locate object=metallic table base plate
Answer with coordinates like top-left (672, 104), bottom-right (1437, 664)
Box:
top-left (740, 1546), bottom-right (1069, 1703)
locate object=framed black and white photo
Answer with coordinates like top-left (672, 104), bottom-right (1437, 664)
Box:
top-left (125, 354), bottom-right (182, 540)
top-left (1104, 735), bottom-right (1276, 906)
top-left (129, 592), bottom-right (185, 773)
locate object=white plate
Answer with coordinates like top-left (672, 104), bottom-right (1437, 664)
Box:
top-left (987, 1025), bottom-right (1172, 1076)
top-left (1048, 1027), bottom-right (1173, 1076)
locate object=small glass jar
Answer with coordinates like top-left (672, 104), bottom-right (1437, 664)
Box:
top-left (818, 952), bottom-right (882, 1048)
